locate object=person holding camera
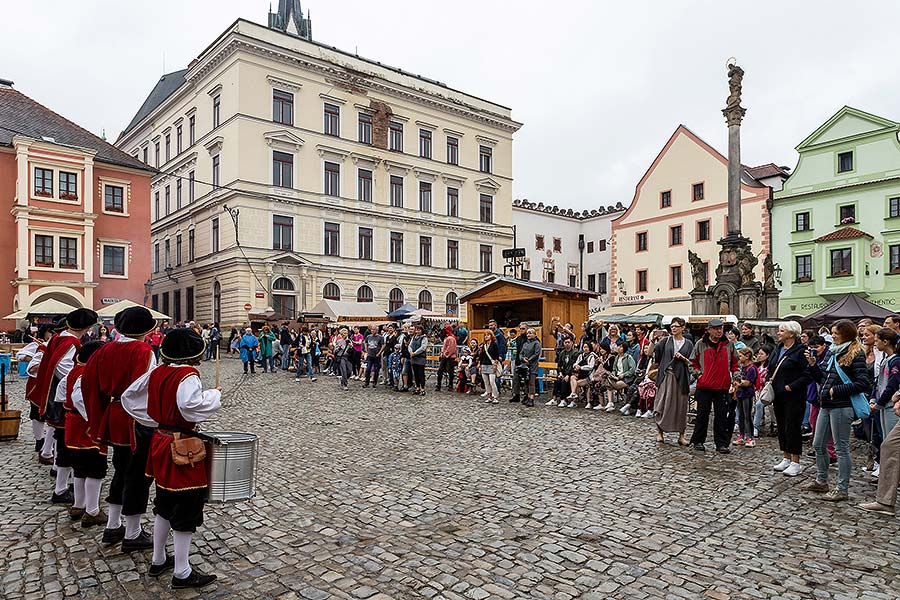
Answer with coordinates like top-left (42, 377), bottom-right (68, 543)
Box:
top-left (549, 337), bottom-right (578, 405)
top-left (517, 329), bottom-right (542, 407)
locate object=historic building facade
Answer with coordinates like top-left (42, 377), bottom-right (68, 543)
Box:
top-left (511, 199), bottom-right (624, 314)
top-left (772, 106), bottom-right (900, 317)
top-left (610, 125), bottom-right (784, 316)
top-left (116, 8), bottom-right (521, 326)
top-left (0, 79), bottom-right (152, 326)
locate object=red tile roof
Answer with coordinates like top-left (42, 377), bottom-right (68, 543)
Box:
top-left (747, 163), bottom-right (790, 180)
top-left (814, 226), bottom-right (873, 243)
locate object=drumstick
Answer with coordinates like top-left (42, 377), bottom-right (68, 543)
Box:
top-left (215, 346), bottom-right (220, 388)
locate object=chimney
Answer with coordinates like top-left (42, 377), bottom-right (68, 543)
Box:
top-left (0, 78), bottom-right (14, 88)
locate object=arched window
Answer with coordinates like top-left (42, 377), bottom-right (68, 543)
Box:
top-left (273, 277), bottom-right (295, 291)
top-left (389, 288), bottom-right (404, 312)
top-left (213, 281), bottom-right (221, 323)
top-left (445, 292), bottom-right (459, 316)
top-left (357, 285), bottom-right (373, 303)
top-left (323, 282), bottom-right (341, 300)
top-left (418, 290), bottom-right (432, 311)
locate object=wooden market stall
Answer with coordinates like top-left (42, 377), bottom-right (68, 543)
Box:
top-left (459, 276), bottom-right (597, 348)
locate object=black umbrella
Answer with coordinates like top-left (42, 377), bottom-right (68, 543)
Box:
top-left (387, 303), bottom-right (416, 320)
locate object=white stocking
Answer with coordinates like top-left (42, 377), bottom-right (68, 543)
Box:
top-left (152, 515), bottom-right (171, 566)
top-left (106, 503), bottom-right (123, 529)
top-left (31, 420), bottom-right (44, 441)
top-left (124, 514), bottom-right (142, 539)
top-left (40, 432), bottom-right (55, 458)
top-left (73, 477), bottom-right (86, 509)
top-left (173, 531), bottom-right (193, 579)
top-left (84, 478), bottom-right (102, 515)
top-left (54, 466), bottom-right (72, 495)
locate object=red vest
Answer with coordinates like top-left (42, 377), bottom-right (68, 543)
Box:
top-left (82, 340), bottom-right (155, 447)
top-left (24, 341), bottom-right (47, 408)
top-left (32, 333), bottom-right (80, 420)
top-left (62, 364), bottom-right (107, 454)
top-left (145, 366), bottom-right (209, 491)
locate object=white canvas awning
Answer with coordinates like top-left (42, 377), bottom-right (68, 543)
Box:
top-left (95, 298), bottom-right (171, 320)
top-left (309, 299), bottom-right (386, 322)
top-left (3, 298), bottom-right (82, 319)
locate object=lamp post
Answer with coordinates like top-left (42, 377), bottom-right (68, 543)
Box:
top-left (164, 265), bottom-right (179, 283)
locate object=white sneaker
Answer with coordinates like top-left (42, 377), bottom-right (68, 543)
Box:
top-left (481, 391), bottom-right (489, 398)
top-left (567, 402), bottom-right (576, 408)
top-left (783, 462), bottom-right (803, 477)
top-left (604, 402), bottom-right (615, 412)
top-left (545, 399), bottom-right (558, 406)
top-left (634, 410), bottom-right (643, 418)
top-left (484, 397), bottom-right (492, 404)
top-left (873, 463), bottom-right (881, 478)
top-left (642, 411), bottom-right (654, 419)
top-left (620, 405), bottom-right (631, 415)
top-left (567, 393), bottom-right (578, 400)
top-left (773, 458), bottom-right (791, 472)
top-left (592, 404), bottom-right (604, 410)
top-left (584, 402), bottom-right (592, 409)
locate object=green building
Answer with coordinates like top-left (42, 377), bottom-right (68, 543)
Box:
top-left (773, 106), bottom-right (900, 318)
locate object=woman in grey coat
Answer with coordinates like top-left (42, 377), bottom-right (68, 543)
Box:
top-left (518, 328), bottom-right (543, 407)
top-left (652, 317), bottom-right (694, 445)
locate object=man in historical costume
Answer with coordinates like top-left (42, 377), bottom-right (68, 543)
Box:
top-left (122, 328), bottom-right (221, 589)
top-left (56, 340), bottom-right (108, 526)
top-left (18, 323), bottom-right (57, 459)
top-left (32, 309), bottom-right (98, 503)
top-left (81, 306), bottom-right (158, 550)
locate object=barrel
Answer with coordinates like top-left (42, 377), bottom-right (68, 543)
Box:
top-left (206, 432), bottom-right (258, 503)
top-left (0, 409), bottom-right (21, 441)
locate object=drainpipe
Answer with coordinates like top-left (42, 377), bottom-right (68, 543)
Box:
top-left (578, 234), bottom-right (585, 288)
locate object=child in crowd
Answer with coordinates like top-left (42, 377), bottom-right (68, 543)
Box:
top-left (387, 344), bottom-right (402, 390)
top-left (734, 347), bottom-right (758, 447)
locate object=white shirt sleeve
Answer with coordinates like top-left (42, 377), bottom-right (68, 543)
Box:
top-left (121, 370), bottom-right (156, 428)
top-left (16, 342), bottom-right (38, 362)
top-left (54, 373), bottom-right (68, 404)
top-left (72, 377), bottom-right (87, 419)
top-left (26, 349), bottom-right (43, 377)
top-left (54, 346), bottom-right (76, 380)
top-left (176, 374), bottom-right (221, 424)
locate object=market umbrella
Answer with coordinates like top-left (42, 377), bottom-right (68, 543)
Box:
top-left (799, 294), bottom-right (893, 329)
top-left (3, 298), bottom-right (82, 320)
top-left (387, 303), bottom-right (416, 320)
top-left (95, 298), bottom-right (171, 320)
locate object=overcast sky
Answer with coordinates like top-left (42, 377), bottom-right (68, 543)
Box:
top-left (4, 1), bottom-right (900, 210)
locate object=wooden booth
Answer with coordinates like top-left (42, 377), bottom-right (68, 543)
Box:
top-left (459, 277), bottom-right (597, 348)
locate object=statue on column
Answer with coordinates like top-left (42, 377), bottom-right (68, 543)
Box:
top-left (725, 62), bottom-right (744, 111)
top-left (688, 250), bottom-right (707, 291)
top-left (717, 290), bottom-right (730, 315)
top-left (737, 246), bottom-right (758, 287)
top-left (763, 254), bottom-right (776, 291)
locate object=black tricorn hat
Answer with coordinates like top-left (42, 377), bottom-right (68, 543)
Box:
top-left (76, 340), bottom-right (105, 365)
top-left (66, 308), bottom-right (98, 330)
top-left (114, 306), bottom-right (156, 337)
top-left (51, 317), bottom-right (67, 332)
top-left (160, 328), bottom-right (205, 362)
top-left (37, 323), bottom-right (55, 339)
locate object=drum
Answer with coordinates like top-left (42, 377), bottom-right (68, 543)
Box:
top-left (207, 431), bottom-right (258, 503)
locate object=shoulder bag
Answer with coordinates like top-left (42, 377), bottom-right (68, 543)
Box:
top-left (759, 351), bottom-right (789, 406)
top-left (829, 356), bottom-right (870, 419)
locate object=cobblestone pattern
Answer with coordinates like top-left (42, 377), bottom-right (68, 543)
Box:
top-left (2, 358), bottom-right (900, 599)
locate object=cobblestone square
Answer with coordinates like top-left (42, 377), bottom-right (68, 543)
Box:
top-left (2, 358), bottom-right (900, 599)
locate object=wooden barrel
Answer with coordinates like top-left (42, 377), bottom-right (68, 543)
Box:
top-left (0, 409), bottom-right (21, 441)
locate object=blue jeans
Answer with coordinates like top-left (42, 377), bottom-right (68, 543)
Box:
top-left (281, 349), bottom-right (291, 371)
top-left (295, 353), bottom-right (314, 379)
top-left (262, 355), bottom-right (276, 371)
top-left (813, 406), bottom-right (854, 491)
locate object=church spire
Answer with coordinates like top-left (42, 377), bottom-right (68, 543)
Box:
top-left (268, 0), bottom-right (312, 41)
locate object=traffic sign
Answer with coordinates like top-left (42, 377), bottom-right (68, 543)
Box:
top-left (502, 248), bottom-right (526, 259)
top-left (243, 303), bottom-right (252, 311)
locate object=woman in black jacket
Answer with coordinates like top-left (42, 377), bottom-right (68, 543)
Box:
top-left (767, 321), bottom-right (813, 477)
top-left (803, 319), bottom-right (872, 502)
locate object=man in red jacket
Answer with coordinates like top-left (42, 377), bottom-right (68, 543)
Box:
top-left (689, 318), bottom-right (739, 453)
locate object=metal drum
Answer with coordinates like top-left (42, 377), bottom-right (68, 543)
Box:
top-left (206, 432), bottom-right (258, 503)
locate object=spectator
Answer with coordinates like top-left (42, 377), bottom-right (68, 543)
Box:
top-left (548, 337), bottom-right (578, 405)
top-left (293, 327), bottom-right (316, 382)
top-left (804, 336), bottom-right (836, 464)
top-left (518, 328), bottom-right (542, 407)
top-left (733, 347), bottom-right (758, 447)
top-left (652, 317), bottom-right (694, 445)
top-left (362, 326), bottom-right (385, 388)
top-left (689, 318), bottom-right (739, 453)
top-left (148, 326), bottom-right (164, 361)
top-left (258, 325), bottom-right (276, 373)
top-left (884, 314), bottom-right (900, 334)
top-left (509, 323), bottom-right (528, 403)
top-left (479, 331), bottom-right (501, 404)
top-left (435, 324), bottom-right (457, 392)
top-left (227, 327), bottom-right (239, 355)
top-left (565, 341), bottom-right (596, 407)
top-left (753, 346), bottom-right (772, 438)
top-left (767, 321), bottom-right (813, 477)
top-left (605, 341), bottom-right (636, 412)
top-left (239, 328), bottom-right (258, 375)
top-left (740, 322), bottom-right (760, 352)
top-left (350, 326), bottom-right (364, 380)
top-left (408, 324), bottom-right (429, 396)
top-left (488, 320), bottom-right (507, 363)
top-left (333, 328), bottom-right (352, 390)
top-left (279, 323), bottom-right (293, 371)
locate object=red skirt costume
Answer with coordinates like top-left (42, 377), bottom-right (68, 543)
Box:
top-left (145, 366), bottom-right (209, 492)
top-left (81, 340), bottom-right (155, 448)
top-left (24, 341), bottom-right (47, 410)
top-left (63, 364), bottom-right (107, 454)
top-left (32, 334), bottom-right (80, 429)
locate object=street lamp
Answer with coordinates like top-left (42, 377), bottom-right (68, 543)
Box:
top-left (773, 262), bottom-right (783, 288)
top-left (617, 278), bottom-right (626, 295)
top-left (164, 265), bottom-right (179, 283)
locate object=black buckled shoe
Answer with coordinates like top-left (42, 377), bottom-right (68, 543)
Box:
top-left (172, 568), bottom-right (218, 589)
top-left (51, 489), bottom-right (74, 504)
top-left (68, 506), bottom-right (85, 521)
top-left (101, 525), bottom-right (125, 546)
top-left (149, 556), bottom-right (175, 577)
top-left (121, 529), bottom-right (153, 552)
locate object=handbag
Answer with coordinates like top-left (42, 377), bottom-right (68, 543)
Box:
top-left (829, 356), bottom-right (870, 419)
top-left (170, 432), bottom-right (207, 466)
top-left (759, 352), bottom-right (790, 406)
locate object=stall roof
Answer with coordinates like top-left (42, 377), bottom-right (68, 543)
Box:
top-left (800, 294), bottom-right (894, 328)
top-left (459, 276), bottom-right (598, 302)
top-left (96, 298), bottom-right (170, 320)
top-left (595, 313), bottom-right (663, 326)
top-left (4, 298), bottom-right (82, 319)
top-left (310, 299), bottom-right (387, 322)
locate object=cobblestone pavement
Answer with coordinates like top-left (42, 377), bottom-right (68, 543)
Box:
top-left (3, 357), bottom-right (900, 600)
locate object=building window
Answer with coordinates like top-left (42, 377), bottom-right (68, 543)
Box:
top-left (358, 112), bottom-right (373, 144)
top-left (173, 290), bottom-right (181, 323)
top-left (211, 217), bottom-right (219, 253)
top-left (418, 290), bottom-right (433, 311)
top-left (447, 136), bottom-right (459, 165)
top-left (175, 234), bottom-right (182, 266)
top-left (212, 155), bottom-right (220, 187)
top-left (419, 182), bottom-right (432, 212)
top-left (358, 227), bottom-right (373, 260)
top-left (273, 215), bottom-right (293, 250)
top-left (693, 182), bottom-right (704, 201)
top-left (553, 238), bottom-right (562, 252)
top-left (176, 179), bottom-right (182, 209)
top-left (324, 103), bottom-right (340, 136)
top-left (479, 145), bottom-right (492, 173)
top-left (323, 282), bottom-right (341, 301)
top-left (324, 222), bottom-right (340, 256)
top-left (390, 175), bottom-right (403, 207)
top-left (186, 287), bottom-right (194, 321)
top-left (697, 220), bottom-right (711, 241)
top-left (479, 244), bottom-right (492, 273)
top-left (447, 239), bottom-right (459, 269)
top-left (479, 194), bottom-right (493, 223)
top-left (569, 274), bottom-right (577, 287)
top-left (164, 185), bottom-right (170, 215)
top-left (837, 151), bottom-right (853, 173)
top-left (188, 171), bottom-right (195, 202)
top-left (660, 190), bottom-right (671, 208)
top-left (165, 134), bottom-right (170, 162)
top-left (273, 277), bottom-right (294, 293)
top-left (58, 237), bottom-right (77, 268)
top-left (670, 225), bottom-right (683, 246)
top-left (636, 232), bottom-right (648, 252)
top-left (795, 211), bottom-right (810, 231)
top-left (419, 236), bottom-right (432, 266)
top-left (273, 90), bottom-right (293, 125)
top-left (389, 121), bottom-right (403, 152)
top-left (637, 270), bottom-right (648, 292)
top-left (446, 187), bottom-right (459, 217)
top-left (535, 235), bottom-right (544, 250)
top-left (445, 292), bottom-right (459, 316)
top-left (357, 285), bottom-right (374, 303)
top-left (358, 168), bottom-right (373, 202)
top-left (890, 197), bottom-right (900, 219)
top-left (142, 147), bottom-right (149, 164)
top-left (176, 125), bottom-right (182, 154)
top-left (153, 242), bottom-right (159, 273)
top-left (155, 142), bottom-right (160, 166)
top-left (390, 232), bottom-right (404, 263)
top-left (839, 204), bottom-right (856, 223)
top-left (587, 274), bottom-right (596, 291)
top-left (212, 95), bottom-right (220, 128)
top-left (587, 241), bottom-right (594, 254)
top-left (102, 245), bottom-right (125, 276)
top-left (796, 255), bottom-right (813, 281)
top-left (419, 129), bottom-right (432, 158)
top-left (830, 248), bottom-right (852, 277)
top-left (598, 273), bottom-right (608, 294)
top-left (104, 185), bottom-right (124, 213)
top-left (34, 168), bottom-right (53, 197)
top-left (164, 239), bottom-right (170, 269)
top-left (189, 115), bottom-right (195, 145)
top-left (324, 161), bottom-right (340, 196)
top-left (188, 229), bottom-right (195, 262)
top-left (273, 151), bottom-right (293, 188)
top-left (162, 292), bottom-right (169, 318)
top-left (389, 288), bottom-right (404, 312)
top-left (890, 245), bottom-right (900, 274)
top-left (154, 191), bottom-right (160, 221)
top-left (671, 265), bottom-right (682, 289)
top-left (59, 172), bottom-right (78, 200)
top-left (545, 270), bottom-right (555, 283)
top-left (599, 239), bottom-right (607, 252)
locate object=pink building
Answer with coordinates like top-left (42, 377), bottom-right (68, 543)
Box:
top-left (0, 79), bottom-right (153, 327)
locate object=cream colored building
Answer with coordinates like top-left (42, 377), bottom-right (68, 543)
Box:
top-left (116, 7), bottom-right (521, 326)
top-left (610, 125), bottom-right (783, 315)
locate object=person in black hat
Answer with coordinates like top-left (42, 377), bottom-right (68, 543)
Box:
top-left (689, 318), bottom-right (740, 453)
top-left (81, 305), bottom-right (157, 550)
top-left (17, 323), bottom-right (56, 457)
top-left (122, 327), bottom-right (221, 589)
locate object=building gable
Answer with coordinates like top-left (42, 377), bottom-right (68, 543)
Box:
top-left (796, 106), bottom-right (899, 151)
